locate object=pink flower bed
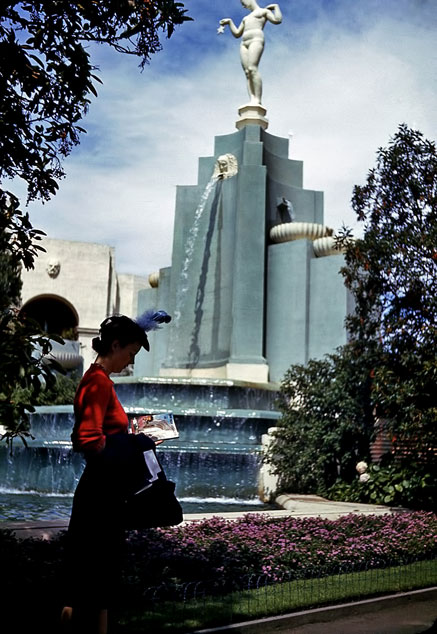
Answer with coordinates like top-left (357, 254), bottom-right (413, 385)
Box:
top-left (126, 511), bottom-right (437, 585)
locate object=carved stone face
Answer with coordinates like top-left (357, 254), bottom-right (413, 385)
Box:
top-left (46, 259), bottom-right (61, 278)
top-left (213, 154), bottom-right (239, 180)
top-left (218, 159), bottom-right (228, 174)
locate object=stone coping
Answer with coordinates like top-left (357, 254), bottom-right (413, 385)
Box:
top-left (113, 375), bottom-right (280, 391)
top-left (1, 496), bottom-right (407, 541)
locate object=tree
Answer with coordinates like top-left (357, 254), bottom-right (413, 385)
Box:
top-left (1, 1), bottom-right (190, 202)
top-left (268, 125), bottom-right (437, 504)
top-left (0, 191), bottom-right (59, 444)
top-left (269, 350), bottom-right (373, 494)
top-left (0, 1), bottom-right (190, 441)
top-left (339, 124), bottom-right (437, 467)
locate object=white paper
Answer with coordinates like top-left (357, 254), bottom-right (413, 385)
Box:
top-left (133, 450), bottom-right (162, 496)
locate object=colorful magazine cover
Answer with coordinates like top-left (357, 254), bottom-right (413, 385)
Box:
top-left (127, 413), bottom-right (179, 441)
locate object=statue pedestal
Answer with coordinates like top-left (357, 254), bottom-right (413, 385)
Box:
top-left (236, 104), bottom-right (269, 130)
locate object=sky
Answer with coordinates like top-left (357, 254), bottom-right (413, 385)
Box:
top-left (19, 0), bottom-right (437, 278)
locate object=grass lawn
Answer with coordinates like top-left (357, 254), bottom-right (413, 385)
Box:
top-left (116, 558), bottom-right (437, 633)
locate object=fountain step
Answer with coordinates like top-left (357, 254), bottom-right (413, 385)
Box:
top-left (32, 406), bottom-right (280, 420)
top-left (1, 497), bottom-right (404, 540)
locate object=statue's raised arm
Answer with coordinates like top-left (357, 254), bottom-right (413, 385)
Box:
top-left (219, 1), bottom-right (282, 106)
top-left (264, 3), bottom-right (282, 25)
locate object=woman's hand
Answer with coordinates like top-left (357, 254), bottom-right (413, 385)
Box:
top-left (139, 431), bottom-right (165, 445)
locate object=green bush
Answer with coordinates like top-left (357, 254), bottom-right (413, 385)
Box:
top-left (12, 371), bottom-right (80, 406)
top-left (328, 462), bottom-right (437, 511)
top-left (267, 351), bottom-right (373, 494)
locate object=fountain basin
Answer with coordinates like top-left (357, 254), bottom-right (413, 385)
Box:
top-left (0, 377), bottom-right (280, 522)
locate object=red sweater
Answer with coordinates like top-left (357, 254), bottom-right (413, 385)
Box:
top-left (72, 364), bottom-right (128, 454)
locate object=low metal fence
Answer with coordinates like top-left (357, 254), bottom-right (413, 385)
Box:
top-left (118, 555), bottom-right (437, 633)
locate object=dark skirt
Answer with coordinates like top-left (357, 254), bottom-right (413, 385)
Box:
top-left (63, 461), bottom-right (126, 609)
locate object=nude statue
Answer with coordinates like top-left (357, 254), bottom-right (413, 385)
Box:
top-left (219, 0), bottom-right (282, 105)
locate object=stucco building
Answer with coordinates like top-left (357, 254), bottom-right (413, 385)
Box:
top-left (20, 237), bottom-right (149, 372)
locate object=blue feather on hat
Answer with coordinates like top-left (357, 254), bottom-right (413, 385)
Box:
top-left (135, 309), bottom-right (171, 332)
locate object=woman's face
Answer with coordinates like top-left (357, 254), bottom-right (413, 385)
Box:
top-left (112, 341), bottom-right (142, 373)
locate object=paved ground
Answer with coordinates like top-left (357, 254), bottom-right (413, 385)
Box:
top-left (278, 597), bottom-right (437, 634)
top-left (195, 589), bottom-right (437, 634)
top-left (2, 494), bottom-right (407, 539)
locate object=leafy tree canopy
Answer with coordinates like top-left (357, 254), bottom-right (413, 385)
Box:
top-left (340, 124), bottom-right (437, 360)
top-left (338, 124), bottom-right (437, 462)
top-left (0, 1), bottom-right (190, 441)
top-left (1, 1), bottom-right (190, 202)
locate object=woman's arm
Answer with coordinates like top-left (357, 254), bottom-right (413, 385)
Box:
top-left (220, 17), bottom-right (245, 38)
top-left (72, 377), bottom-right (112, 454)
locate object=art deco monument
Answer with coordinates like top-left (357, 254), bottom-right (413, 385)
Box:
top-left (5, 5), bottom-right (354, 516)
top-left (135, 2), bottom-right (351, 385)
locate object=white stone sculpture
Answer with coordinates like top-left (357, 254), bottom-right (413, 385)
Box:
top-left (148, 271), bottom-right (160, 288)
top-left (313, 236), bottom-right (343, 258)
top-left (46, 258), bottom-right (61, 278)
top-left (270, 222), bottom-right (333, 244)
top-left (219, 1), bottom-right (282, 106)
top-left (213, 154), bottom-right (239, 180)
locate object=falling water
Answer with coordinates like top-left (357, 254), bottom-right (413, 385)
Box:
top-left (166, 175), bottom-right (218, 364)
top-left (0, 382), bottom-right (280, 522)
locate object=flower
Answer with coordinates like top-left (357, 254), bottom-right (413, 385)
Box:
top-left (356, 461), bottom-right (368, 474)
top-left (359, 473), bottom-right (371, 483)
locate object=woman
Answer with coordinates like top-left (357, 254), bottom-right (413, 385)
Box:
top-left (60, 311), bottom-right (170, 634)
top-left (219, 0), bottom-right (282, 105)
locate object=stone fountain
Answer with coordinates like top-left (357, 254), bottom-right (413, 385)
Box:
top-left (1, 3), bottom-right (352, 521)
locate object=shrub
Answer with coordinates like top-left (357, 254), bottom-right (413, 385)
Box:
top-left (328, 462), bottom-right (437, 511)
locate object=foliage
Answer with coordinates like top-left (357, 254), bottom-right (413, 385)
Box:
top-left (133, 511), bottom-right (436, 587)
top-left (267, 350), bottom-right (373, 494)
top-left (329, 461), bottom-right (436, 511)
top-left (338, 124), bottom-right (437, 469)
top-left (2, 512), bottom-right (436, 600)
top-left (340, 124), bottom-right (437, 356)
top-left (270, 125), bottom-right (437, 505)
top-left (1, 513), bottom-right (436, 632)
top-left (0, 192), bottom-right (63, 444)
top-left (0, 2), bottom-right (190, 440)
top-left (1, 1), bottom-right (190, 202)
top-left (12, 371), bottom-right (80, 406)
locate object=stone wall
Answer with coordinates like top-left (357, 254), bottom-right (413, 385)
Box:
top-left (20, 237), bottom-right (148, 372)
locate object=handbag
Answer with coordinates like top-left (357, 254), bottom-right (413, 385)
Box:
top-left (123, 469), bottom-right (183, 530)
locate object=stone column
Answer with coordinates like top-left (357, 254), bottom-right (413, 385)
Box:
top-left (227, 126), bottom-right (269, 383)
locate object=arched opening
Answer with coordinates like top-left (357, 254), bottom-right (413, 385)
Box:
top-left (21, 295), bottom-right (79, 340)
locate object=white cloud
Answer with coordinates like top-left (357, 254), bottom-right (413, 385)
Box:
top-left (24, 1), bottom-right (437, 276)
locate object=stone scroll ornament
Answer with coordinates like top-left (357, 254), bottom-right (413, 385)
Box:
top-left (218, 1), bottom-right (282, 106)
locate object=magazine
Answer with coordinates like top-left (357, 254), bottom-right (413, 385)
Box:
top-left (127, 413), bottom-right (179, 441)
